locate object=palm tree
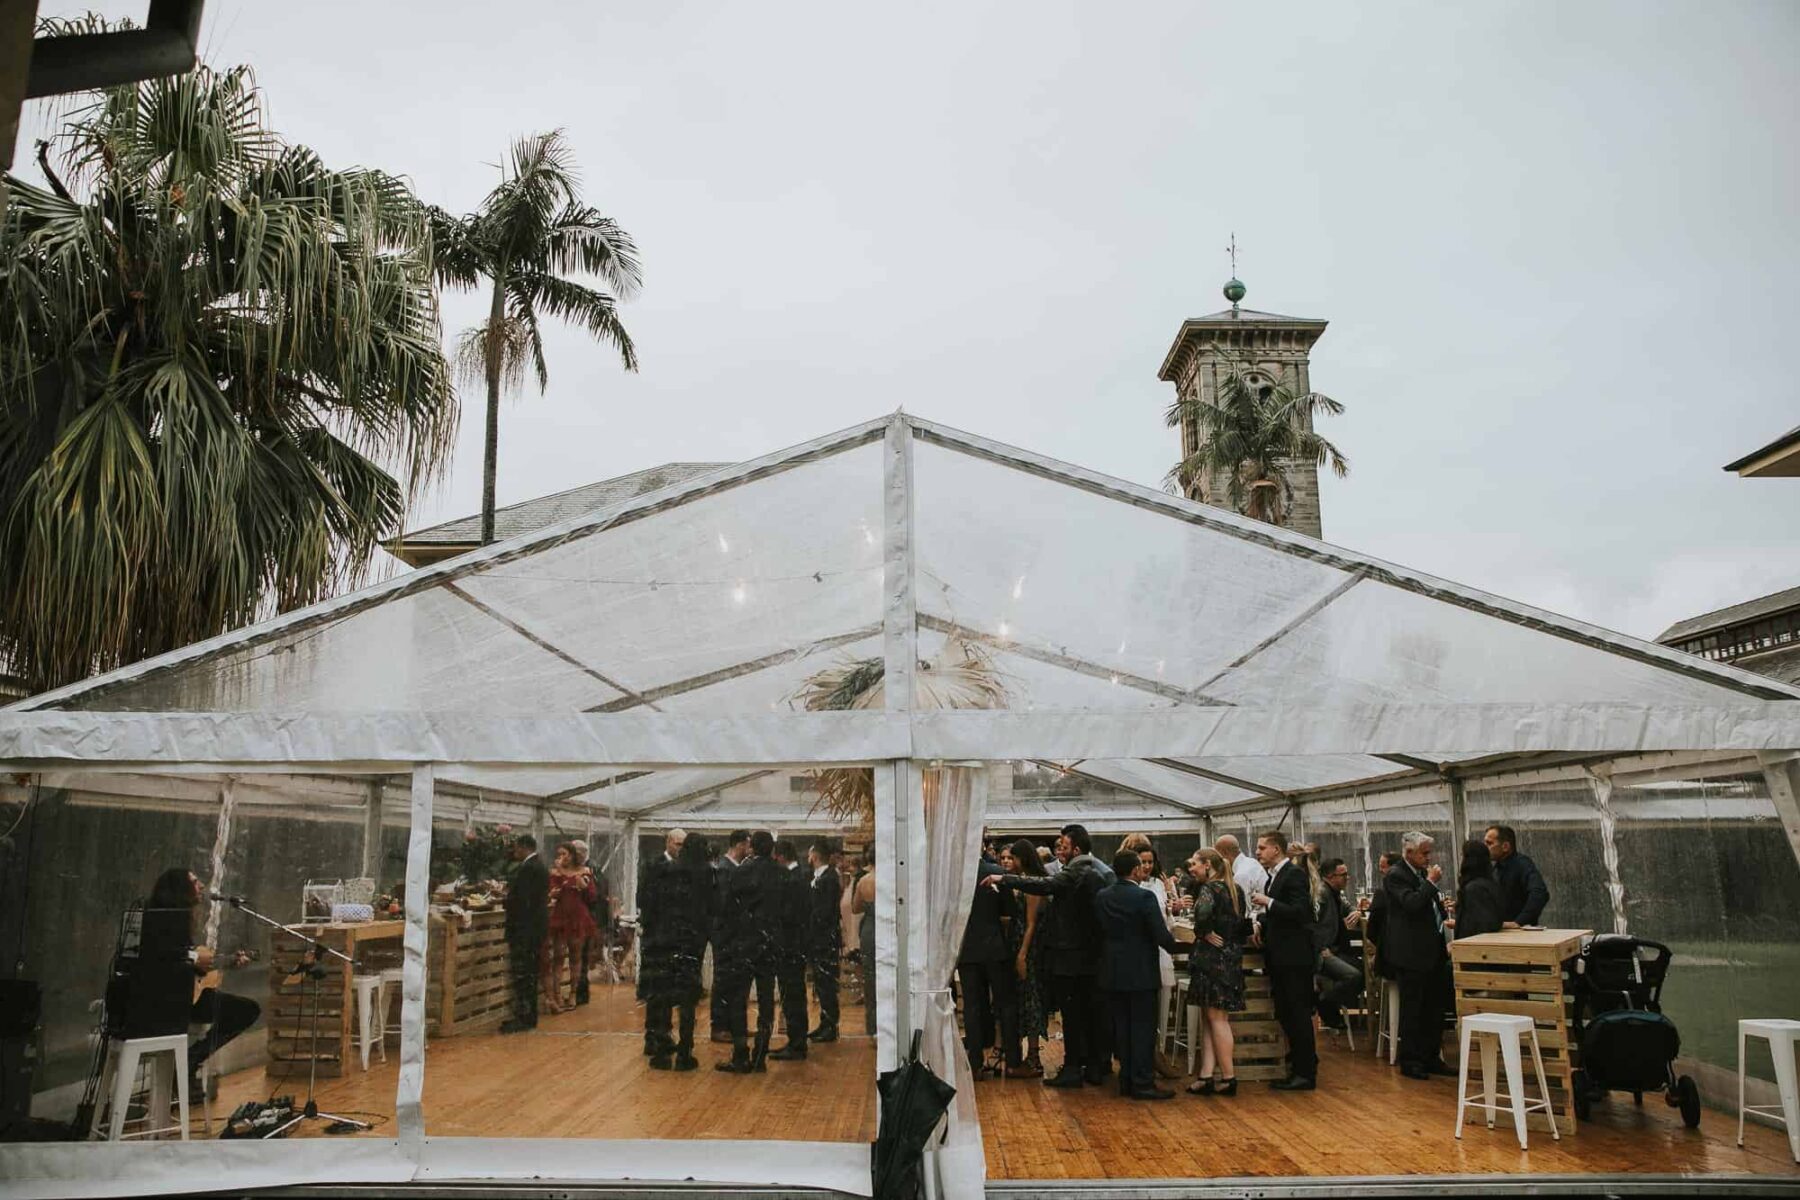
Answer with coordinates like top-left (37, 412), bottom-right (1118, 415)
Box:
top-left (429, 131), bottom-right (641, 545)
top-left (0, 48), bottom-right (456, 692)
top-left (1164, 359), bottom-right (1349, 527)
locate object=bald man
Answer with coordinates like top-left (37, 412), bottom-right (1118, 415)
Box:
top-left (1215, 835), bottom-right (1269, 900)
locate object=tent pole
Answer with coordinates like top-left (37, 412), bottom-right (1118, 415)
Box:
top-left (203, 776), bottom-right (236, 950)
top-left (398, 763), bottom-right (433, 1160)
top-left (1448, 777), bottom-right (1469, 859)
top-left (1759, 752), bottom-right (1800, 876)
top-left (361, 778), bottom-right (385, 881)
top-left (880, 414), bottom-right (918, 1072)
top-left (621, 817), bottom-right (641, 919)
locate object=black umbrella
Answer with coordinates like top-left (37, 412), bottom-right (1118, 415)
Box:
top-left (872, 1029), bottom-right (958, 1200)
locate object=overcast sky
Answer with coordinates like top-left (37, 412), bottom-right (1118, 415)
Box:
top-left (27, 0), bottom-right (1800, 640)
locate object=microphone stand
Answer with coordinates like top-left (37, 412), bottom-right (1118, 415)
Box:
top-left (214, 896), bottom-right (371, 1136)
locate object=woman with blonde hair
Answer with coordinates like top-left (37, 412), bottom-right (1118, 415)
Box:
top-left (1183, 848), bottom-right (1249, 1096)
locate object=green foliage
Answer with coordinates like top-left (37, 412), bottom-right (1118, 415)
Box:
top-left (431, 822), bottom-right (516, 887)
top-left (428, 130), bottom-right (641, 545)
top-left (0, 34), bottom-right (456, 692)
top-left (1163, 357), bottom-right (1349, 527)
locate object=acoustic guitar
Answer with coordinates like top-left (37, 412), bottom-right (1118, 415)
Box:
top-left (195, 948), bottom-right (259, 1001)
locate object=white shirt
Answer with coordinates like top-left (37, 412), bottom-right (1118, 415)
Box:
top-left (1136, 877), bottom-right (1177, 987)
top-left (1231, 853), bottom-right (1268, 899)
top-left (812, 864), bottom-right (830, 883)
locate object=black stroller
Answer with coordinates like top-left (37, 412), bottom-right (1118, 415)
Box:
top-left (1568, 935), bottom-right (1700, 1127)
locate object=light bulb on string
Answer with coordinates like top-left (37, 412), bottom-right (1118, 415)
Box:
top-left (731, 581), bottom-right (748, 605)
top-left (717, 533), bottom-right (731, 554)
top-left (1012, 575), bottom-right (1025, 600)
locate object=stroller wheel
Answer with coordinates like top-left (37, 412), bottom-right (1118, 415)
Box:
top-left (1676, 1075), bottom-right (1701, 1128)
top-left (1572, 1070), bottom-right (1592, 1122)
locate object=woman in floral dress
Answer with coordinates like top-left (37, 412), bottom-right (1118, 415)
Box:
top-left (1000, 839), bottom-right (1049, 1076)
top-left (1184, 848), bottom-right (1249, 1096)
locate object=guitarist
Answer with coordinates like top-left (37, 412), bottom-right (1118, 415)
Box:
top-left (142, 868), bottom-right (261, 1097)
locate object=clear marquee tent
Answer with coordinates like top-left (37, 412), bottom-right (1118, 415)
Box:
top-left (2, 411), bottom-right (1798, 1197)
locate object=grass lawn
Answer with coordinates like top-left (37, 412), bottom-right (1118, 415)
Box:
top-left (1657, 940), bottom-right (1800, 1081)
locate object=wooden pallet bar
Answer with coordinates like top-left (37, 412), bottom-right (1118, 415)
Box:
top-left (1450, 927), bottom-right (1589, 1134)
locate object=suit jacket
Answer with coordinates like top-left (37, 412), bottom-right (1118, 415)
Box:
top-left (1312, 883), bottom-right (1357, 958)
top-left (1494, 852), bottom-right (1550, 926)
top-left (505, 854), bottom-right (550, 944)
top-left (959, 859), bottom-right (1008, 964)
top-left (1258, 859), bottom-right (1319, 970)
top-left (1003, 853), bottom-right (1115, 975)
top-left (1381, 860), bottom-right (1448, 974)
top-left (807, 865), bottom-right (843, 961)
top-left (1094, 880), bottom-right (1177, 992)
top-left (720, 855), bottom-right (783, 973)
top-left (639, 857), bottom-right (713, 953)
top-left (1454, 876), bottom-right (1506, 941)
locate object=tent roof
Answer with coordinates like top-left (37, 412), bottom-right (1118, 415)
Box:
top-left (9, 412), bottom-right (1797, 823)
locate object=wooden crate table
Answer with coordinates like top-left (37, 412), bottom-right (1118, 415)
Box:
top-left (427, 908), bottom-right (511, 1037)
top-left (267, 920), bottom-right (405, 1078)
top-left (1230, 950), bottom-right (1289, 1081)
top-left (1450, 928), bottom-right (1590, 1133)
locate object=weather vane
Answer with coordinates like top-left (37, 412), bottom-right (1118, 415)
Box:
top-left (1223, 233), bottom-right (1246, 312)
top-left (1227, 232), bottom-right (1238, 278)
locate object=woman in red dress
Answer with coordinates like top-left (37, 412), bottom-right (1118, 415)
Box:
top-left (544, 842), bottom-right (599, 1013)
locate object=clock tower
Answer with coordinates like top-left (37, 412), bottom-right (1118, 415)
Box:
top-left (1156, 277), bottom-right (1330, 539)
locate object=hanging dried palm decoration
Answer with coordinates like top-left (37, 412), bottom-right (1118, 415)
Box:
top-left (792, 633), bottom-right (1009, 824)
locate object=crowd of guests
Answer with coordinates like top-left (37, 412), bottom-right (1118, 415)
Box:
top-left (499, 834), bottom-right (615, 1032)
top-left (958, 821), bottom-right (1549, 1100)
top-left (636, 828), bottom-right (874, 1073)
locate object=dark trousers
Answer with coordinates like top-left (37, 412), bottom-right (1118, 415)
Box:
top-left (1397, 962), bottom-right (1448, 1069)
top-left (710, 936), bottom-right (742, 1032)
top-left (1268, 963), bottom-right (1320, 1080)
top-left (1050, 972), bottom-right (1106, 1079)
top-left (577, 940), bottom-right (591, 1003)
top-left (860, 948), bottom-right (876, 1035)
top-left (189, 989), bottom-right (260, 1068)
top-left (723, 968), bottom-right (776, 1060)
top-left (1106, 988), bottom-right (1157, 1094)
top-left (958, 960), bottom-right (1019, 1069)
top-left (777, 961), bottom-right (809, 1046)
top-left (645, 998), bottom-right (696, 1058)
top-left (809, 953), bottom-right (840, 1031)
top-left (508, 936), bottom-right (542, 1026)
top-left (1315, 952), bottom-right (1363, 1024)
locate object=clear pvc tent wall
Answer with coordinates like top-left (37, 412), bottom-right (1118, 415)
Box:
top-left (2, 412), bottom-right (1798, 1197)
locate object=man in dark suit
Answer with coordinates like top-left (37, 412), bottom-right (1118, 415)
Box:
top-left (1096, 850), bottom-right (1178, 1100)
top-left (1313, 858), bottom-right (1363, 1032)
top-left (959, 855), bottom-right (1018, 1077)
top-left (1383, 831), bottom-right (1454, 1080)
top-left (501, 834), bottom-right (550, 1033)
top-left (769, 840), bottom-right (812, 1060)
top-left (709, 829), bottom-right (752, 1043)
top-left (987, 824), bottom-right (1115, 1088)
top-left (1484, 824), bottom-right (1550, 926)
top-left (637, 836), bottom-right (677, 1056)
top-left (1250, 831), bottom-right (1320, 1089)
top-left (805, 841), bottom-right (843, 1043)
top-left (716, 830), bottom-right (781, 1073)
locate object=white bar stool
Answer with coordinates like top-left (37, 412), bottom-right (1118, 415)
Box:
top-left (1455, 1012), bottom-right (1559, 1149)
top-left (97, 1034), bottom-right (191, 1141)
top-left (1739, 1018), bottom-right (1800, 1162)
top-left (352, 974), bottom-right (387, 1070)
top-left (1374, 979), bottom-right (1401, 1064)
top-left (1164, 978), bottom-right (1189, 1059)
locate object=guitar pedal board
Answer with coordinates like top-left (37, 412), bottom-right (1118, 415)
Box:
top-left (219, 1095), bottom-right (296, 1138)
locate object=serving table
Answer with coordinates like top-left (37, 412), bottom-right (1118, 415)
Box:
top-left (267, 919), bottom-right (405, 1078)
top-left (427, 908), bottom-right (511, 1036)
top-left (1450, 928), bottom-right (1591, 1132)
top-left (1171, 919), bottom-right (1289, 1080)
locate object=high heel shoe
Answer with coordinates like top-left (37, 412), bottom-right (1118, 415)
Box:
top-left (1185, 1077), bottom-right (1216, 1096)
top-left (1216, 1077), bottom-right (1237, 1097)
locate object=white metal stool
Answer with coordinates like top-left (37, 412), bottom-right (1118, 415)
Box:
top-left (1165, 978), bottom-right (1190, 1060)
top-left (1374, 979), bottom-right (1401, 1064)
top-left (1739, 1018), bottom-right (1800, 1162)
top-left (1455, 1012), bottom-right (1559, 1149)
top-left (377, 967), bottom-right (405, 1050)
top-left (352, 974), bottom-right (387, 1070)
top-left (97, 1033), bottom-right (191, 1141)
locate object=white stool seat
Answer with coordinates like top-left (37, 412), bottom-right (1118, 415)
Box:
top-left (1739, 1018), bottom-right (1800, 1162)
top-left (351, 974), bottom-right (387, 1071)
top-left (1455, 1012), bottom-right (1559, 1149)
top-left (96, 1034), bottom-right (191, 1141)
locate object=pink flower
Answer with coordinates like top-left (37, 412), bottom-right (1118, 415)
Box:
top-left (496, 824), bottom-right (512, 834)
top-left (464, 831), bottom-right (478, 842)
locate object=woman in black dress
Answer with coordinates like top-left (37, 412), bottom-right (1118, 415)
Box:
top-left (1183, 848), bottom-right (1248, 1096)
top-left (639, 834), bottom-right (717, 1069)
top-left (1452, 838), bottom-right (1507, 940)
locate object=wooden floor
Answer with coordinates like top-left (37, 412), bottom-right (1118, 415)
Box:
top-left (210, 980), bottom-right (878, 1142)
top-left (204, 986), bottom-right (1800, 1181)
top-left (980, 1029), bottom-right (1800, 1180)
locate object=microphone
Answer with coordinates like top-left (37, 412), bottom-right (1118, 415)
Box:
top-left (208, 890), bottom-right (245, 905)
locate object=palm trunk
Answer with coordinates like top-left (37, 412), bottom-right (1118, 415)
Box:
top-left (480, 271), bottom-right (506, 545)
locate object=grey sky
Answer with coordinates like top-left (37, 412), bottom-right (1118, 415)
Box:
top-left (27, 0), bottom-right (1800, 639)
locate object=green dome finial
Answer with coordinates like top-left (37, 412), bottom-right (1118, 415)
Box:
top-left (1224, 277), bottom-right (1246, 307)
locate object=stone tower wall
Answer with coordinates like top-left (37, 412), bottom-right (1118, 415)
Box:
top-left (1172, 326), bottom-right (1324, 540)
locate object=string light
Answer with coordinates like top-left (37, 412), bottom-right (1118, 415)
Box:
top-left (997, 621), bottom-right (1011, 639)
top-left (731, 581), bottom-right (748, 605)
top-left (717, 533), bottom-right (731, 553)
top-left (1012, 575), bottom-right (1025, 600)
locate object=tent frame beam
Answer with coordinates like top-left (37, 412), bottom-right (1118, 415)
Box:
top-left (919, 613), bottom-right (1218, 706)
top-left (587, 625), bottom-right (883, 713)
top-left (1149, 757), bottom-right (1289, 801)
top-left (443, 582), bottom-right (658, 711)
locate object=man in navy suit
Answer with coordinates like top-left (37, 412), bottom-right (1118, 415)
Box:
top-left (1095, 850), bottom-right (1178, 1100)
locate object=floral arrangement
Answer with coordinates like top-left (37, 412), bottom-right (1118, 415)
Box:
top-left (430, 822), bottom-right (515, 888)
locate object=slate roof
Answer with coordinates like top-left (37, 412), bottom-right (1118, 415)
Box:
top-left (389, 462), bottom-right (727, 550)
top-left (1183, 307), bottom-right (1328, 324)
top-left (1657, 584), bottom-right (1800, 644)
